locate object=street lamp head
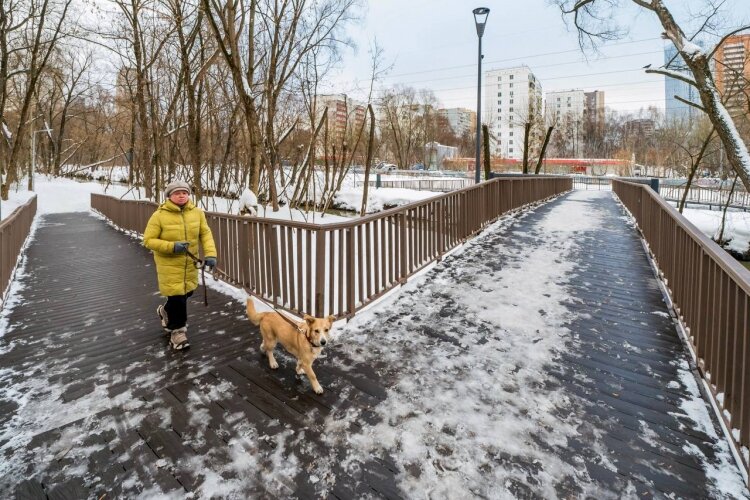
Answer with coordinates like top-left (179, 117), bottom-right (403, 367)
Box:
top-left (473, 7), bottom-right (490, 37)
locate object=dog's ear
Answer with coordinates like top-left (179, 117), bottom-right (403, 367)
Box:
top-left (304, 314), bottom-right (315, 325)
top-left (327, 315), bottom-right (335, 326)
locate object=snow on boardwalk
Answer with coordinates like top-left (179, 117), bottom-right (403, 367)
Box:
top-left (0, 192), bottom-right (747, 498)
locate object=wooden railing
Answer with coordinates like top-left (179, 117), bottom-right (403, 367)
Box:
top-left (613, 180), bottom-right (750, 474)
top-left (1, 196), bottom-right (37, 305)
top-left (92, 176), bottom-right (570, 320)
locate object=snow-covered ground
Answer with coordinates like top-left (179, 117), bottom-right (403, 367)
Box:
top-left (0, 173), bottom-right (449, 224)
top-left (674, 203), bottom-right (750, 255)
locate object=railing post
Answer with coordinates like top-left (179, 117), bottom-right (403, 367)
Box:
top-left (315, 228), bottom-right (326, 317)
top-left (239, 221), bottom-right (251, 289)
top-left (399, 211), bottom-right (408, 283)
top-left (268, 224), bottom-right (281, 304)
top-left (346, 227), bottom-right (355, 317)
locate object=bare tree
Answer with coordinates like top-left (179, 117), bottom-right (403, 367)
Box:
top-left (201, 0), bottom-right (358, 211)
top-left (554, 0), bottom-right (750, 191)
top-left (1, 0), bottom-right (72, 199)
top-left (47, 48), bottom-right (94, 175)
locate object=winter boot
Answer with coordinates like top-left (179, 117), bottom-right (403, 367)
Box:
top-left (170, 327), bottom-right (190, 350)
top-left (156, 304), bottom-right (169, 332)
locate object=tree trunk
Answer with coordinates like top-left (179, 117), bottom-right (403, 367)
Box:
top-left (679, 128), bottom-right (715, 213)
top-left (522, 122), bottom-right (531, 174)
top-left (535, 126), bottom-right (554, 175)
top-left (361, 105), bottom-right (375, 216)
top-left (482, 124), bottom-right (491, 181)
top-left (715, 175), bottom-right (738, 245)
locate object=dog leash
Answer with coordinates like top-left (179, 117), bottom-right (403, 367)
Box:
top-left (249, 293), bottom-right (307, 336)
top-left (184, 249), bottom-right (210, 307)
top-left (181, 248), bottom-right (307, 338)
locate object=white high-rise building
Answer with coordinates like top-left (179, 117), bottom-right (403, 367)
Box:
top-left (545, 89), bottom-right (586, 156)
top-left (484, 65), bottom-right (543, 159)
top-left (545, 89), bottom-right (585, 122)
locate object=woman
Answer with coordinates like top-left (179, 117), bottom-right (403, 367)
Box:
top-left (143, 180), bottom-right (217, 350)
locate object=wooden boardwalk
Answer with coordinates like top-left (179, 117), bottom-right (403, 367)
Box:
top-left (0, 193), bottom-right (746, 498)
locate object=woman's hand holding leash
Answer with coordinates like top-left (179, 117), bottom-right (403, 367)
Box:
top-left (183, 248), bottom-right (217, 307)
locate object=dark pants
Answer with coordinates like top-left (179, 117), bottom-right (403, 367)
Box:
top-left (165, 291), bottom-right (193, 330)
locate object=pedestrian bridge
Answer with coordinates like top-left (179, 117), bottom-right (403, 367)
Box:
top-left (0, 188), bottom-right (748, 498)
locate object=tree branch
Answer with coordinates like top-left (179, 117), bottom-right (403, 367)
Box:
top-left (646, 67), bottom-right (697, 87)
top-left (674, 95), bottom-right (706, 112)
top-left (707, 25), bottom-right (750, 60)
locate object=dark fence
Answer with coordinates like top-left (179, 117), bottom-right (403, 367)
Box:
top-left (1, 196), bottom-right (37, 305)
top-left (661, 185), bottom-right (750, 210)
top-left (572, 176), bottom-right (612, 190)
top-left (93, 176), bottom-right (570, 320)
top-left (572, 176), bottom-right (660, 192)
top-left (354, 177), bottom-right (474, 192)
top-left (613, 180), bottom-right (750, 475)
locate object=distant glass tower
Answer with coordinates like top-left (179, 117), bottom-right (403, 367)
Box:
top-left (664, 44), bottom-right (702, 124)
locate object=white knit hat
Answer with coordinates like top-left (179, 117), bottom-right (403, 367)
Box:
top-left (165, 180), bottom-right (192, 197)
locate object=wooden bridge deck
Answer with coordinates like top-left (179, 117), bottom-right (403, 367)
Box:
top-left (0, 192), bottom-right (746, 498)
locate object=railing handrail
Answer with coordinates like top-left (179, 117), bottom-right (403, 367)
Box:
top-left (0, 196), bottom-right (37, 230)
top-left (93, 176), bottom-right (572, 321)
top-left (1, 195), bottom-right (38, 305)
top-left (620, 179), bottom-right (750, 294)
top-left (96, 175), bottom-right (559, 232)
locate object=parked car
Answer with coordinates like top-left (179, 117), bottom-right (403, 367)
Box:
top-left (411, 163), bottom-right (425, 171)
top-left (377, 162), bottom-right (398, 172)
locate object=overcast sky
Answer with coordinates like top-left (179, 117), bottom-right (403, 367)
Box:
top-left (325, 0), bottom-right (748, 114)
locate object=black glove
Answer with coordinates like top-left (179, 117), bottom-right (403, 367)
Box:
top-left (173, 241), bottom-right (189, 254)
top-left (204, 257), bottom-right (217, 269)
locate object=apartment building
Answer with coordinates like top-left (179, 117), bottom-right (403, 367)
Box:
top-left (316, 94), bottom-right (367, 141)
top-left (437, 108), bottom-right (476, 136)
top-left (714, 34), bottom-right (750, 113)
top-left (584, 90), bottom-right (606, 133)
top-left (484, 65), bottom-right (543, 159)
top-left (545, 89), bottom-right (585, 156)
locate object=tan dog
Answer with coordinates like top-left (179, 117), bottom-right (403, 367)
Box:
top-left (246, 298), bottom-right (335, 394)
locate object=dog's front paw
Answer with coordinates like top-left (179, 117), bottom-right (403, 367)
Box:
top-left (313, 385), bottom-right (324, 395)
top-left (269, 360), bottom-right (279, 369)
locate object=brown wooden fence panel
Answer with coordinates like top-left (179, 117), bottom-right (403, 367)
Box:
top-left (612, 180), bottom-right (750, 476)
top-left (91, 176), bottom-right (570, 320)
top-left (1, 196), bottom-right (37, 305)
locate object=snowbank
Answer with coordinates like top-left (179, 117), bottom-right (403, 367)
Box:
top-left (334, 186), bottom-right (441, 213)
top-left (677, 205), bottom-right (750, 255)
top-left (0, 172), bottom-right (456, 226)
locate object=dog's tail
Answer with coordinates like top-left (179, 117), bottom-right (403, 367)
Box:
top-left (246, 298), bottom-right (262, 325)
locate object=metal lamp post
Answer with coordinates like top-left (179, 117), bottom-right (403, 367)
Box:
top-left (473, 7), bottom-right (489, 184)
top-left (30, 127), bottom-right (52, 191)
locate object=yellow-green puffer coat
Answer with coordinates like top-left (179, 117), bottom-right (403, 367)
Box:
top-left (143, 200), bottom-right (217, 296)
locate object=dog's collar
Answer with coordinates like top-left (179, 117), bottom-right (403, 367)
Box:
top-left (297, 324), bottom-right (313, 345)
top-left (298, 324), bottom-right (324, 348)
